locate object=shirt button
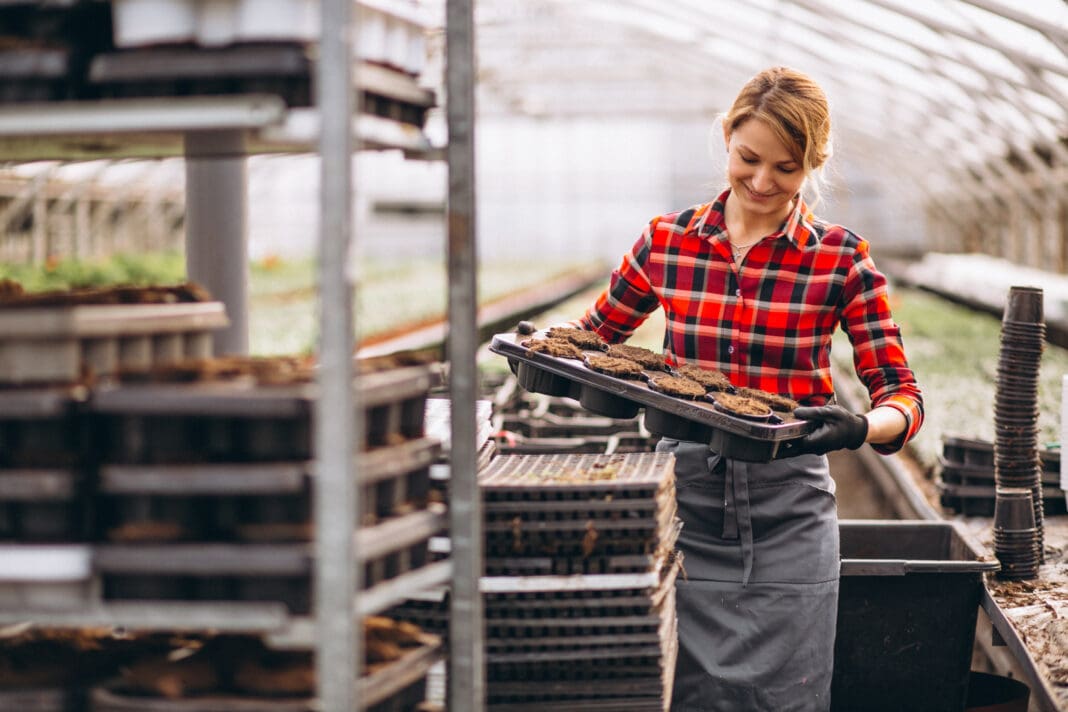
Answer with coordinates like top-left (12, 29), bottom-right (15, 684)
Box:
top-left (728, 345), bottom-right (735, 354)
top-left (735, 289), bottom-right (742, 296)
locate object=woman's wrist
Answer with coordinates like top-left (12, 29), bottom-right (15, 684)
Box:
top-left (863, 406), bottom-right (908, 445)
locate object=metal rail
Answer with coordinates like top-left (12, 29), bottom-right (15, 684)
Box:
top-left (446, 0), bottom-right (485, 708)
top-left (315, 0), bottom-right (358, 709)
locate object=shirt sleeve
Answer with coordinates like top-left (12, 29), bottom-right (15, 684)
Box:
top-left (838, 240), bottom-right (924, 455)
top-left (577, 220), bottom-right (662, 344)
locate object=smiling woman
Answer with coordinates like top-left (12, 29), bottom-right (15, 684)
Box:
top-left (572, 65), bottom-right (924, 712)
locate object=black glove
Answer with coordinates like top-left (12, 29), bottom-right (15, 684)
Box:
top-left (791, 405), bottom-right (869, 455)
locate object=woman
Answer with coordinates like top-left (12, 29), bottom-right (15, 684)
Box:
top-left (575, 67), bottom-right (924, 711)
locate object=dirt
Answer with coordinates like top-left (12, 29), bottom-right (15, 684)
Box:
top-left (648, 374), bottom-right (706, 399)
top-left (0, 281), bottom-right (212, 307)
top-left (736, 386), bottom-right (800, 413)
top-left (523, 338), bottom-right (584, 360)
top-left (546, 327), bottom-right (607, 351)
top-left (673, 364), bottom-right (733, 392)
top-left (584, 355), bottom-right (645, 379)
top-left (119, 355), bottom-right (317, 386)
top-left (711, 392), bottom-right (773, 419)
top-left (606, 344), bottom-right (667, 370)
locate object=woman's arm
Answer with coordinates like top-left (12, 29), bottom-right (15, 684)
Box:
top-left (863, 404), bottom-right (908, 445)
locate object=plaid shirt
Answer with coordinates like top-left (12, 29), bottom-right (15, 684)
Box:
top-left (579, 189), bottom-right (923, 454)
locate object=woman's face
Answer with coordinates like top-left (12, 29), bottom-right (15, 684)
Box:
top-left (724, 118), bottom-right (806, 223)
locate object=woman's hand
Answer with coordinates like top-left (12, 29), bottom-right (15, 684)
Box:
top-left (791, 405), bottom-right (869, 455)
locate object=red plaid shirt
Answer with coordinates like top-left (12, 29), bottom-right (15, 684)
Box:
top-left (579, 189), bottom-right (923, 454)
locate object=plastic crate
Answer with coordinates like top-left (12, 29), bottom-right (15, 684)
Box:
top-left (832, 520), bottom-right (998, 712)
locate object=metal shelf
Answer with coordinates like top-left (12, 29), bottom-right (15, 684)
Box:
top-left (0, 94), bottom-right (437, 161)
top-left (0, 2), bottom-right (467, 709)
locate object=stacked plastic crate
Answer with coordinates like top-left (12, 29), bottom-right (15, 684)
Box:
top-left (478, 452), bottom-right (680, 712)
top-left (86, 357), bottom-right (447, 707)
top-left (0, 286), bottom-right (449, 709)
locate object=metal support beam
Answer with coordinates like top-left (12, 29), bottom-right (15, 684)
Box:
top-left (315, 0), bottom-right (357, 710)
top-left (184, 130), bottom-right (248, 355)
top-left (447, 0), bottom-right (485, 709)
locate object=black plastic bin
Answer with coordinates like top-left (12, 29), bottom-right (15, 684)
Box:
top-left (832, 520), bottom-right (999, 712)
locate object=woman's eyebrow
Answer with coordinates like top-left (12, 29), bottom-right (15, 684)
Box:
top-left (737, 144), bottom-right (798, 166)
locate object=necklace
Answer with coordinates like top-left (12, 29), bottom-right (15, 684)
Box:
top-left (730, 237), bottom-right (763, 258)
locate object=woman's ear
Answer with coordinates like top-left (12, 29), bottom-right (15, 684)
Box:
top-left (722, 125), bottom-right (731, 152)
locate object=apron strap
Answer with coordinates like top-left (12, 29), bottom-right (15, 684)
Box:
top-left (720, 458), bottom-right (755, 586)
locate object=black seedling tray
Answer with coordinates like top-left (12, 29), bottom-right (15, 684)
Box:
top-left (490, 333), bottom-right (813, 461)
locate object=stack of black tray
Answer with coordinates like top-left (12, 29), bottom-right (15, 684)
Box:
top-left (89, 364), bottom-right (444, 614)
top-left (938, 436), bottom-right (1064, 516)
top-left (479, 452), bottom-right (679, 711)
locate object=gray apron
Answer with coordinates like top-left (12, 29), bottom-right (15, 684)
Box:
top-left (659, 439), bottom-right (839, 712)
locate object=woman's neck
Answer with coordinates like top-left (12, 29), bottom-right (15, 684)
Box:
top-left (723, 191), bottom-right (794, 241)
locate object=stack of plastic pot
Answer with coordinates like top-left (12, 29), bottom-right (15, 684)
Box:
top-left (992, 487), bottom-right (1040, 579)
top-left (993, 285), bottom-right (1045, 575)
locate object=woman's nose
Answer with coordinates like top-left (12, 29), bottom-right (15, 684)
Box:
top-left (751, 166), bottom-right (774, 192)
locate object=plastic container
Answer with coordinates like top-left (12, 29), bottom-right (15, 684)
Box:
top-left (832, 520), bottom-right (999, 712)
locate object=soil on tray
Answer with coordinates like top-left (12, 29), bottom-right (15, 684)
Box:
top-left (712, 392), bottom-right (773, 419)
top-left (523, 338), bottom-right (584, 360)
top-left (0, 280), bottom-right (212, 307)
top-left (584, 355), bottom-right (645, 379)
top-left (736, 386), bottom-right (800, 413)
top-left (648, 374), bottom-right (706, 399)
top-left (606, 344), bottom-right (667, 370)
top-left (118, 355), bottom-right (316, 386)
top-left (674, 364), bottom-right (733, 392)
top-left (546, 327), bottom-right (607, 351)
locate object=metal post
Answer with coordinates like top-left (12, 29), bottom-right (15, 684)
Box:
top-left (185, 130), bottom-right (248, 355)
top-left (447, 0), bottom-right (484, 709)
top-left (315, 0), bottom-right (357, 710)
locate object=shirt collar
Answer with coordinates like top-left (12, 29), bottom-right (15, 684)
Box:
top-left (688, 188), bottom-right (819, 250)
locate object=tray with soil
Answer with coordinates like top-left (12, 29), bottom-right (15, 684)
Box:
top-left (88, 622), bottom-right (441, 711)
top-left (490, 332), bottom-right (814, 461)
top-left (0, 281), bottom-right (227, 386)
top-left (97, 504), bottom-right (447, 616)
top-left (90, 361), bottom-right (436, 461)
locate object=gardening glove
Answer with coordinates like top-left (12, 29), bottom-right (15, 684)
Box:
top-left (791, 405), bottom-right (869, 455)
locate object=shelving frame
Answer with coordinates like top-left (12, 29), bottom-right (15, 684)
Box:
top-left (0, 1), bottom-right (470, 709)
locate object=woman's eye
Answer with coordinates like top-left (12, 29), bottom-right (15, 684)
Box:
top-left (741, 156), bottom-right (758, 164)
top-left (778, 166), bottom-right (798, 174)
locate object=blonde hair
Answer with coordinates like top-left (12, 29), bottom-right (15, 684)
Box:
top-left (724, 66), bottom-right (833, 205)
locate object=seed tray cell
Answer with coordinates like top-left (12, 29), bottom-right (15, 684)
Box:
top-left (492, 333), bottom-right (812, 461)
top-left (0, 467), bottom-right (86, 541)
top-left (0, 416), bottom-right (84, 468)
